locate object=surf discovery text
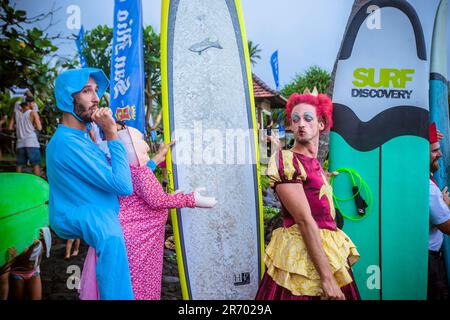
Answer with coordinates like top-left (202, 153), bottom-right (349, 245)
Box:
top-left (351, 67), bottom-right (414, 99)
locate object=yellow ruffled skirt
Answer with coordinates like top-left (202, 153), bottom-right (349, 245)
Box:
top-left (264, 225), bottom-right (360, 296)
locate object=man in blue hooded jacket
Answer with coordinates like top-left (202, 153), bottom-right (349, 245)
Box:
top-left (46, 68), bottom-right (134, 300)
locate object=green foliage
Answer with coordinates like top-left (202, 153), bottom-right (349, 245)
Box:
top-left (0, 1), bottom-right (63, 137)
top-left (270, 108), bottom-right (287, 125)
top-left (0, 91), bottom-right (20, 117)
top-left (152, 165), bottom-right (164, 184)
top-left (0, 0), bottom-right (58, 101)
top-left (143, 25), bottom-right (161, 100)
top-left (260, 164), bottom-right (270, 190)
top-left (81, 25), bottom-right (162, 122)
top-left (281, 66), bottom-right (331, 98)
top-left (82, 25), bottom-right (113, 77)
top-left (263, 206), bottom-right (280, 220)
top-left (248, 40), bottom-right (261, 66)
top-left (323, 159), bottom-right (329, 172)
top-left (39, 102), bottom-right (62, 136)
top-left (143, 25), bottom-right (162, 130)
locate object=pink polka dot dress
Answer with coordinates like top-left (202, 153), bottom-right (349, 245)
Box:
top-left (119, 165), bottom-right (195, 300)
top-left (79, 165), bottom-right (195, 300)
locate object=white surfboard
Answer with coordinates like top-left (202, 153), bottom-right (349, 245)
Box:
top-left (161, 0), bottom-right (264, 300)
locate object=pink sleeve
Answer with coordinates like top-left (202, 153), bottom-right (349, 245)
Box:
top-left (134, 166), bottom-right (195, 210)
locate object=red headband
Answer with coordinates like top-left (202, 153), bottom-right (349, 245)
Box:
top-left (429, 122), bottom-right (438, 144)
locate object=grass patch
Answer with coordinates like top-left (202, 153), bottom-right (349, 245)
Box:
top-left (263, 205), bottom-right (280, 220)
top-left (260, 164), bottom-right (269, 190)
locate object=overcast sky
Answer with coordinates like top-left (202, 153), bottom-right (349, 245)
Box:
top-left (11, 0), bottom-right (450, 90)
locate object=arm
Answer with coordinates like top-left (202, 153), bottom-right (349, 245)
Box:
top-left (135, 167), bottom-right (195, 210)
top-left (64, 107), bottom-right (131, 195)
top-left (436, 220), bottom-right (450, 235)
top-left (152, 140), bottom-right (176, 166)
top-left (30, 112), bottom-right (42, 131)
top-left (60, 139), bottom-right (133, 196)
top-left (430, 184), bottom-right (450, 235)
top-left (276, 183), bottom-right (345, 300)
top-left (146, 140), bottom-right (175, 171)
top-left (442, 186), bottom-right (450, 206)
top-left (7, 112), bottom-right (14, 131)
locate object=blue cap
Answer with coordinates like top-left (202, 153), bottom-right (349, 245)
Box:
top-left (54, 68), bottom-right (109, 119)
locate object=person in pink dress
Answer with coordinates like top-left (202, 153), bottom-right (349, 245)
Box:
top-left (79, 126), bottom-right (217, 300)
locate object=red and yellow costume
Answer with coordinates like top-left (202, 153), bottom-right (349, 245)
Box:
top-left (256, 150), bottom-right (360, 299)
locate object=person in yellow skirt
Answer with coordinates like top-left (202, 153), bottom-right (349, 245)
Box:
top-left (256, 89), bottom-right (360, 300)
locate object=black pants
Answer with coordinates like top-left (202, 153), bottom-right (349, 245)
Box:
top-left (428, 252), bottom-right (449, 300)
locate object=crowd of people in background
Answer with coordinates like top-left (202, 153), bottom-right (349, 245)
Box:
top-left (0, 72), bottom-right (449, 301)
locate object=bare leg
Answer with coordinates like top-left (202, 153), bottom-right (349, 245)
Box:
top-left (65, 239), bottom-right (74, 260)
top-left (27, 275), bottom-right (42, 300)
top-left (1, 247), bottom-right (17, 299)
top-left (11, 278), bottom-right (25, 300)
top-left (33, 165), bottom-right (41, 177)
top-left (71, 239), bottom-right (81, 257)
top-left (0, 272), bottom-right (9, 300)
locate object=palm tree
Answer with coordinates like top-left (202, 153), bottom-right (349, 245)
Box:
top-left (248, 40), bottom-right (262, 66)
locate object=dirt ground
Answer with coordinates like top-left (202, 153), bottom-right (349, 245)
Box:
top-left (39, 227), bottom-right (182, 300)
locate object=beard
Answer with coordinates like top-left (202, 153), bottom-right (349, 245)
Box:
top-left (295, 135), bottom-right (310, 144)
top-left (74, 100), bottom-right (96, 123)
top-left (430, 158), bottom-right (440, 173)
top-left (294, 129), bottom-right (318, 145)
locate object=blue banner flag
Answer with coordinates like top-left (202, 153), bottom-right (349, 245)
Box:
top-left (110, 0), bottom-right (145, 133)
top-left (270, 50), bottom-right (279, 91)
top-left (76, 25), bottom-right (88, 68)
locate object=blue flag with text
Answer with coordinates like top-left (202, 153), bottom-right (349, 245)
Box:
top-left (110, 0), bottom-right (145, 132)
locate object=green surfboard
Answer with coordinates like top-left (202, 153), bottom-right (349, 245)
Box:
top-left (329, 0), bottom-right (429, 300)
top-left (0, 173), bottom-right (49, 267)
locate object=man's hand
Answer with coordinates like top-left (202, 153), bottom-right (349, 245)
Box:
top-left (442, 186), bottom-right (450, 206)
top-left (267, 135), bottom-right (280, 150)
top-left (437, 130), bottom-right (444, 142)
top-left (321, 277), bottom-right (346, 300)
top-left (153, 140), bottom-right (176, 166)
top-left (92, 108), bottom-right (117, 140)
